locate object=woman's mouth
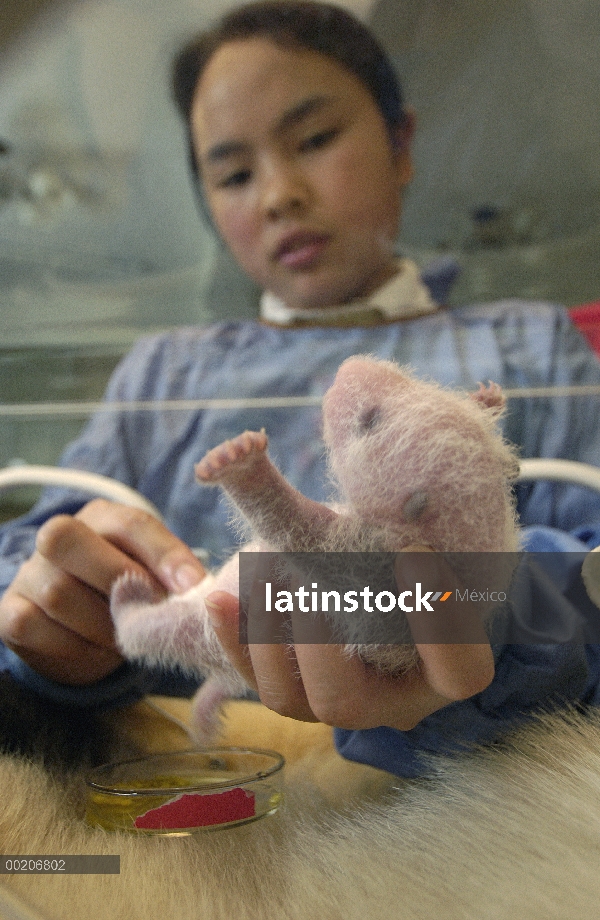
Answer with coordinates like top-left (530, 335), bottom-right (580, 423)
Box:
top-left (274, 231), bottom-right (330, 270)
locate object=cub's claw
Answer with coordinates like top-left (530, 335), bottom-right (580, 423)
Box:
top-left (471, 381), bottom-right (505, 413)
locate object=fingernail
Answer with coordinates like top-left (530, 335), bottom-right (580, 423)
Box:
top-left (173, 563), bottom-right (203, 592)
top-left (204, 594), bottom-right (226, 628)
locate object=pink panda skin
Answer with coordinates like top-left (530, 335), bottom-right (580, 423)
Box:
top-left (111, 553), bottom-right (250, 740)
top-left (110, 356), bottom-right (520, 741)
top-left (322, 357), bottom-right (520, 555)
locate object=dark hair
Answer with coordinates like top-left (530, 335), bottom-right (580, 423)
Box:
top-left (172, 0), bottom-right (406, 185)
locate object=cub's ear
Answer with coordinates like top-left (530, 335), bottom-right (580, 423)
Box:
top-left (470, 381), bottom-right (505, 416)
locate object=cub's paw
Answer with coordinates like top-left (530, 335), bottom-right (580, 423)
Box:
top-left (195, 429), bottom-right (268, 483)
top-left (110, 570), bottom-right (161, 621)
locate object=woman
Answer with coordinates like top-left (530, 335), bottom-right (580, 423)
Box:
top-left (1, 1), bottom-right (599, 776)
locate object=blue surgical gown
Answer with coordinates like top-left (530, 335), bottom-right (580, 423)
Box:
top-left (2, 299), bottom-right (600, 776)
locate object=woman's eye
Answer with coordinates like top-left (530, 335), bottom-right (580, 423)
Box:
top-left (299, 128), bottom-right (338, 152)
top-left (219, 169), bottom-right (252, 189)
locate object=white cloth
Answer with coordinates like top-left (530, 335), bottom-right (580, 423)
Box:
top-left (260, 259), bottom-right (437, 326)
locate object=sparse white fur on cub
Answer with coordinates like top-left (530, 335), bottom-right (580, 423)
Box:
top-left (111, 356), bottom-right (520, 741)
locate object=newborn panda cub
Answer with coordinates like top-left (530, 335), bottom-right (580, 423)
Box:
top-left (111, 356), bottom-right (520, 740)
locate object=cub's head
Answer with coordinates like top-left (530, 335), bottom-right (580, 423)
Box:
top-left (322, 356), bottom-right (519, 553)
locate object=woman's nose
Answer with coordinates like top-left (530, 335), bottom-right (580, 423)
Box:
top-left (260, 159), bottom-right (310, 219)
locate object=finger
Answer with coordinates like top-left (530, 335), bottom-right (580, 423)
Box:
top-left (293, 642), bottom-right (448, 730)
top-left (266, 551), bottom-right (442, 728)
top-left (394, 549), bottom-right (495, 700)
top-left (1, 589), bottom-right (123, 685)
top-left (247, 641), bottom-right (317, 722)
top-left (37, 502), bottom-right (205, 596)
top-left (12, 554), bottom-right (117, 649)
top-left (245, 556), bottom-right (318, 721)
top-left (204, 590), bottom-right (257, 689)
top-left (413, 642), bottom-right (495, 700)
top-left (76, 499), bottom-right (206, 592)
top-left (35, 515), bottom-right (159, 598)
top-left (205, 589), bottom-right (318, 722)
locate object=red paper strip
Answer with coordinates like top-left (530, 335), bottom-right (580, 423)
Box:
top-left (134, 787), bottom-right (256, 830)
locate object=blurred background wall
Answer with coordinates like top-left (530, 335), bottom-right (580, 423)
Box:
top-left (0, 0), bottom-right (598, 488)
top-left (1, 0), bottom-right (598, 341)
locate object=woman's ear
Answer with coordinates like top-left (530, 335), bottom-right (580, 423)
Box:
top-left (391, 107), bottom-right (416, 187)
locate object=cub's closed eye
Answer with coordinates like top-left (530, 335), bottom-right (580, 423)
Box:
top-left (359, 406), bottom-right (381, 432)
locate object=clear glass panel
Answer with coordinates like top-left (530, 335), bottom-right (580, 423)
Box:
top-left (0, 0), bottom-right (598, 526)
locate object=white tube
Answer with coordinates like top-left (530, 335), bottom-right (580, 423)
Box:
top-left (517, 458), bottom-right (600, 493)
top-left (0, 465), bottom-right (162, 520)
top-left (518, 458), bottom-right (600, 610)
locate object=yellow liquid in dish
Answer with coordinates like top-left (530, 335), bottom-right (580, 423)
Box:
top-left (85, 773), bottom-right (282, 834)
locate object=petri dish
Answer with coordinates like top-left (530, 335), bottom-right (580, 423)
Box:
top-left (85, 748), bottom-right (284, 835)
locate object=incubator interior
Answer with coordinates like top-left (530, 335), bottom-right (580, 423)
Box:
top-left (0, 0), bottom-right (598, 521)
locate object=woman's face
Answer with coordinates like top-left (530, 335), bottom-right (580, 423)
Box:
top-left (191, 38), bottom-right (413, 311)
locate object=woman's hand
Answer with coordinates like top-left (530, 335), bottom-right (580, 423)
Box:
top-left (204, 546), bottom-right (495, 731)
top-left (0, 499), bottom-right (206, 685)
